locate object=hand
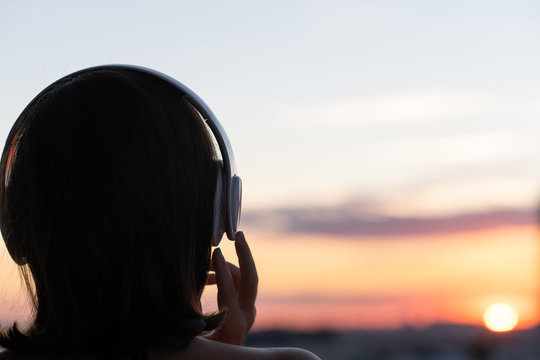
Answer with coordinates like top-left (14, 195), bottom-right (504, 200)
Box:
top-left (204, 231), bottom-right (258, 345)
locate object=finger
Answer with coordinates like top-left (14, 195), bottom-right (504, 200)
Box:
top-left (212, 248), bottom-right (238, 310)
top-left (208, 262), bottom-right (240, 288)
top-left (209, 263), bottom-right (239, 287)
top-left (206, 273), bottom-right (216, 285)
top-left (226, 262), bottom-right (241, 291)
top-left (234, 232), bottom-right (258, 308)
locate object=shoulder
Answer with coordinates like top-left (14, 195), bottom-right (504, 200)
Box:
top-left (0, 339), bottom-right (322, 360)
top-left (266, 347), bottom-right (321, 360)
top-left (175, 337), bottom-right (321, 360)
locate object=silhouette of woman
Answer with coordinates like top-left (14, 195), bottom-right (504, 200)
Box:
top-left (0, 66), bottom-right (319, 360)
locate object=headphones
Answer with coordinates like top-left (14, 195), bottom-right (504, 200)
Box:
top-left (2, 65), bottom-right (241, 265)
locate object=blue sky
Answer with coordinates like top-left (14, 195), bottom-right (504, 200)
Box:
top-left (1, 0), bottom-right (539, 215)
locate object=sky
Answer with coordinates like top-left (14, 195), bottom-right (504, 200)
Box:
top-left (0, 0), bottom-right (539, 331)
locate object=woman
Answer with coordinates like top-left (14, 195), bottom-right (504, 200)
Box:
top-left (0, 66), bottom-right (320, 360)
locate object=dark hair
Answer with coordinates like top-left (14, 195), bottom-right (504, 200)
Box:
top-left (0, 68), bottom-right (223, 357)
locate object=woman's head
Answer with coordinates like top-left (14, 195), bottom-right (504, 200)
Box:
top-left (0, 67), bottom-right (223, 354)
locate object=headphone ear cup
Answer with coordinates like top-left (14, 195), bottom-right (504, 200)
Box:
top-left (212, 168), bottom-right (225, 246)
top-left (226, 175), bottom-right (242, 240)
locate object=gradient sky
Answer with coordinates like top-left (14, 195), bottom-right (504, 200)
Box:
top-left (0, 0), bottom-right (539, 330)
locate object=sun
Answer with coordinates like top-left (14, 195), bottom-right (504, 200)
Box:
top-left (483, 303), bottom-right (519, 332)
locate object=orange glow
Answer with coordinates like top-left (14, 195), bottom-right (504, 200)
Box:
top-left (221, 224), bottom-right (538, 330)
top-left (2, 223), bottom-right (539, 331)
top-left (483, 303), bottom-right (519, 332)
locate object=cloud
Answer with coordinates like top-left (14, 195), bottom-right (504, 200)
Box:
top-left (360, 131), bottom-right (535, 167)
top-left (242, 204), bottom-right (536, 237)
top-left (283, 91), bottom-right (540, 127)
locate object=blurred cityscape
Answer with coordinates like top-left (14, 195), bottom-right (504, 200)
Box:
top-left (246, 325), bottom-right (540, 360)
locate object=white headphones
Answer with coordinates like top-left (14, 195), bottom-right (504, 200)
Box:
top-left (3, 65), bottom-right (241, 259)
top-left (98, 65), bottom-right (242, 246)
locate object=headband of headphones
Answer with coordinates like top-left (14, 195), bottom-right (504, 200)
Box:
top-left (2, 65), bottom-right (241, 265)
top-left (96, 65), bottom-right (242, 246)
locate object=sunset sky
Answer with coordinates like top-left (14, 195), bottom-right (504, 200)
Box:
top-left (0, 0), bottom-right (539, 331)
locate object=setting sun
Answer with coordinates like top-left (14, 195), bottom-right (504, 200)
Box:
top-left (483, 303), bottom-right (519, 332)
